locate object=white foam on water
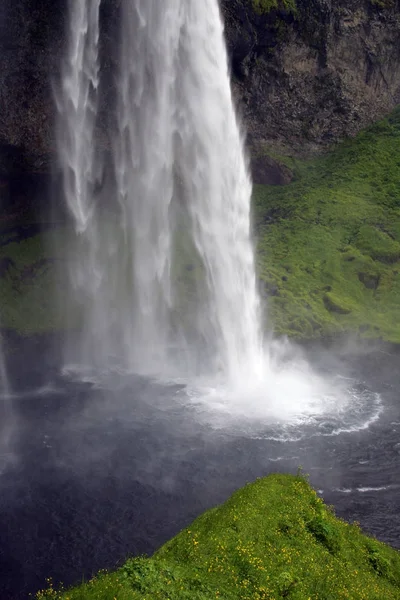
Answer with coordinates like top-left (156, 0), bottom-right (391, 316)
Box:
top-left (61, 345), bottom-right (383, 443)
top-left (326, 484), bottom-right (400, 495)
top-left (357, 485), bottom-right (398, 493)
top-left (268, 456), bottom-right (300, 462)
top-left (181, 354), bottom-right (383, 440)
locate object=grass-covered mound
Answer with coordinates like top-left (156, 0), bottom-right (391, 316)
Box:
top-left (254, 106), bottom-right (400, 342)
top-left (36, 474), bottom-right (400, 600)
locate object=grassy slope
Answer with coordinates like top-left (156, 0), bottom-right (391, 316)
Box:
top-left (36, 474), bottom-right (400, 600)
top-left (254, 107), bottom-right (400, 342)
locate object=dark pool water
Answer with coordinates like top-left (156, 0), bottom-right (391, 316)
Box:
top-left (0, 337), bottom-right (399, 599)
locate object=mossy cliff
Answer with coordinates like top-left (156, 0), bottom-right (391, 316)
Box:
top-left (253, 105), bottom-right (400, 342)
top-left (35, 474), bottom-right (400, 600)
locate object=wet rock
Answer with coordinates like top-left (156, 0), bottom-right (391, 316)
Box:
top-left (223, 0), bottom-right (400, 156)
top-left (250, 155), bottom-right (293, 185)
top-left (358, 271), bottom-right (380, 290)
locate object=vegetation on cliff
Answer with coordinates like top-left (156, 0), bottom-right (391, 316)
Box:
top-left (35, 474), bottom-right (400, 600)
top-left (254, 105), bottom-right (400, 343)
top-left (2, 108), bottom-right (400, 343)
top-left (251, 0), bottom-right (296, 14)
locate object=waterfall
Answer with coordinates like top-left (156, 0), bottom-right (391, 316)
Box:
top-left (59, 0), bottom-right (264, 383)
top-left (0, 339), bottom-right (11, 459)
top-left (174, 1), bottom-right (263, 381)
top-left (0, 208), bottom-right (10, 458)
top-left (0, 0), bottom-right (11, 450)
top-left (0, 349), bottom-right (6, 389)
top-left (56, 0), bottom-right (101, 233)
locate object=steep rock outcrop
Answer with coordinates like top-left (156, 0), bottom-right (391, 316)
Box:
top-left (0, 0), bottom-right (64, 174)
top-left (0, 0), bottom-right (400, 177)
top-left (223, 0), bottom-right (400, 154)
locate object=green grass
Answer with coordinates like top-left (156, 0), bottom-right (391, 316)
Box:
top-left (35, 474), bottom-right (400, 600)
top-left (252, 0), bottom-right (390, 15)
top-left (370, 0), bottom-right (395, 7)
top-left (253, 105), bottom-right (400, 342)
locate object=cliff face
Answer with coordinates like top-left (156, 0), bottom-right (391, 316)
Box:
top-left (0, 0), bottom-right (64, 175)
top-left (0, 0), bottom-right (400, 176)
top-left (223, 0), bottom-right (400, 156)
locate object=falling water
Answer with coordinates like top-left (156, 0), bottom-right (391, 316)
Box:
top-left (0, 190), bottom-right (11, 462)
top-left (0, 197), bottom-right (11, 461)
top-left (0, 346), bottom-right (7, 387)
top-left (173, 1), bottom-right (263, 381)
top-left (56, 0), bottom-right (101, 232)
top-left (59, 0), bottom-right (264, 382)
top-left (56, 0), bottom-right (105, 367)
top-left (0, 337), bottom-right (12, 465)
top-left (0, 0), bottom-right (11, 453)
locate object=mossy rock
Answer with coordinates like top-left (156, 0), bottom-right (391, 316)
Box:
top-left (358, 271), bottom-right (380, 290)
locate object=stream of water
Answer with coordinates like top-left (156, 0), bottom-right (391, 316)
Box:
top-left (0, 338), bottom-right (11, 462)
top-left (58, 0), bottom-right (264, 382)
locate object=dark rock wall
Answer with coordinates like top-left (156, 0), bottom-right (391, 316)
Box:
top-left (0, 0), bottom-right (64, 174)
top-left (223, 0), bottom-right (400, 154)
top-left (0, 0), bottom-right (400, 176)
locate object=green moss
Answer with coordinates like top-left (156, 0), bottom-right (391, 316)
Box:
top-left (354, 225), bottom-right (400, 263)
top-left (323, 291), bottom-right (353, 315)
top-left (36, 474), bottom-right (400, 600)
top-left (254, 105), bottom-right (400, 343)
top-left (252, 0), bottom-right (296, 15)
top-left (370, 0), bottom-right (395, 8)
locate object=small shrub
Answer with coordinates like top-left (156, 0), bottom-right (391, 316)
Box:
top-left (366, 543), bottom-right (393, 579)
top-left (275, 570), bottom-right (297, 596)
top-left (307, 516), bottom-right (340, 554)
top-left (121, 557), bottom-right (159, 591)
